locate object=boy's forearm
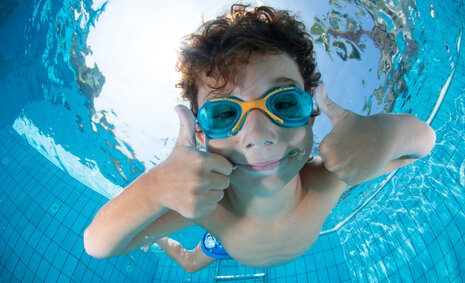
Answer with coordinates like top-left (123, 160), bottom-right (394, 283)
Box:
top-left (84, 169), bottom-right (168, 258)
top-left (157, 238), bottom-right (213, 273)
top-left (157, 238), bottom-right (191, 266)
top-left (354, 113), bottom-right (436, 183)
top-left (388, 113), bottom-right (436, 161)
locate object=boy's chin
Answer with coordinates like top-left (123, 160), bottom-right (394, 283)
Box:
top-left (231, 178), bottom-right (294, 197)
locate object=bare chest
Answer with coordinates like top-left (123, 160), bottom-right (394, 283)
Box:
top-left (199, 194), bottom-right (331, 268)
top-left (222, 219), bottom-right (320, 267)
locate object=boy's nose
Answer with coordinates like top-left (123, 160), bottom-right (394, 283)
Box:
top-left (240, 109), bottom-right (278, 149)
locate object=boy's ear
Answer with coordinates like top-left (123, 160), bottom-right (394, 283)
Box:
top-left (195, 124), bottom-right (206, 147)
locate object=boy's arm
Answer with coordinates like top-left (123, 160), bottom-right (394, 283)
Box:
top-left (314, 85), bottom-right (436, 187)
top-left (155, 237), bottom-right (216, 273)
top-left (83, 169), bottom-right (192, 258)
top-left (122, 208), bottom-right (195, 255)
top-left (84, 105), bottom-right (231, 259)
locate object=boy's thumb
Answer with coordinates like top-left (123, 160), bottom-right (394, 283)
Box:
top-left (315, 84), bottom-right (346, 126)
top-left (174, 105), bottom-right (197, 148)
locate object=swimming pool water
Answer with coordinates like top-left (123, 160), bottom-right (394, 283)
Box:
top-left (1, 0), bottom-right (465, 282)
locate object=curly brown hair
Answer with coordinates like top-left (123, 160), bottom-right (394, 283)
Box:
top-left (176, 4), bottom-right (321, 118)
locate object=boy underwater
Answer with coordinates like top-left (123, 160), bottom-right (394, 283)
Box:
top-left (84, 4), bottom-right (436, 273)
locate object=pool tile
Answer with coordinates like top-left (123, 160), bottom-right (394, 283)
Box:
top-left (12, 260), bottom-right (27, 282)
top-left (435, 258), bottom-right (449, 279)
top-left (316, 268), bottom-right (329, 282)
top-left (45, 265), bottom-right (60, 283)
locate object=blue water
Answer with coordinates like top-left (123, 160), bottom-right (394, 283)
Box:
top-left (1, 0), bottom-right (464, 282)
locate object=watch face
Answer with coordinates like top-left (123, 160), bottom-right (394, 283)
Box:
top-left (205, 235), bottom-right (216, 248)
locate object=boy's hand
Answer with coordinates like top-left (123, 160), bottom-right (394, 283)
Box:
top-left (151, 105), bottom-right (233, 219)
top-left (315, 85), bottom-right (398, 186)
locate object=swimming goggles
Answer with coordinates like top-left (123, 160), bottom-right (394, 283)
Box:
top-left (197, 85), bottom-right (313, 139)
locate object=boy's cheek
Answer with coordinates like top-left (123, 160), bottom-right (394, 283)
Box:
top-left (204, 138), bottom-right (238, 158)
top-left (285, 125), bottom-right (313, 150)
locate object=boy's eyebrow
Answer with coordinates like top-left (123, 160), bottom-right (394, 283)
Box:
top-left (204, 92), bottom-right (227, 102)
top-left (271, 77), bottom-right (303, 88)
top-left (202, 77), bottom-right (303, 102)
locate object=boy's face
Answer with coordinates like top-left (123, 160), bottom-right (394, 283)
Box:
top-left (196, 53), bottom-right (314, 195)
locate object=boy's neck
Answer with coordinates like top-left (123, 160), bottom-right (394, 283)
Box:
top-left (226, 173), bottom-right (303, 223)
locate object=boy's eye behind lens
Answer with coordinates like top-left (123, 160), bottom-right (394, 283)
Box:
top-left (210, 106), bottom-right (238, 129)
top-left (275, 101), bottom-right (299, 116)
top-left (273, 94), bottom-right (301, 117)
top-left (212, 109), bottom-right (237, 120)
top-left (211, 116), bottom-right (236, 129)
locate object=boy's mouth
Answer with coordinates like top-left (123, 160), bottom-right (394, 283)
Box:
top-left (236, 149), bottom-right (303, 172)
top-left (238, 156), bottom-right (288, 172)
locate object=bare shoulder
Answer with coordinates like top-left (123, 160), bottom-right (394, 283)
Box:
top-left (300, 156), bottom-right (349, 196)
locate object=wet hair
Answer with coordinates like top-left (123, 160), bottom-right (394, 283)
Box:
top-left (176, 4), bottom-right (321, 118)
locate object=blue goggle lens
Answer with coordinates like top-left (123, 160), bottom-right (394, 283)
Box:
top-left (198, 101), bottom-right (242, 138)
top-left (267, 89), bottom-right (312, 123)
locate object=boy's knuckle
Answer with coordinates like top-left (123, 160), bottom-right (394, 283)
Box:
top-left (184, 183), bottom-right (194, 195)
top-left (191, 176), bottom-right (205, 189)
top-left (336, 170), bottom-right (350, 180)
top-left (211, 176), bottom-right (221, 189)
top-left (185, 191), bottom-right (197, 205)
top-left (206, 203), bottom-right (217, 214)
top-left (188, 165), bottom-right (202, 178)
top-left (184, 210), bottom-right (195, 219)
top-left (178, 206), bottom-right (191, 218)
top-left (202, 176), bottom-right (212, 187)
top-left (220, 176), bottom-right (230, 189)
top-left (194, 154), bottom-right (207, 167)
top-left (190, 203), bottom-right (203, 217)
top-left (319, 140), bottom-right (329, 153)
top-left (194, 206), bottom-right (206, 218)
top-left (217, 191), bottom-right (225, 201)
top-left (324, 158), bottom-right (337, 170)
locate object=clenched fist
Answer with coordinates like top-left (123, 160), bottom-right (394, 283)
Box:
top-left (149, 105), bottom-right (233, 219)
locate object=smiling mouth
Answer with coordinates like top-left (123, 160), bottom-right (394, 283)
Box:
top-left (239, 157), bottom-right (287, 172)
top-left (230, 148), bottom-right (307, 172)
top-left (236, 150), bottom-right (298, 172)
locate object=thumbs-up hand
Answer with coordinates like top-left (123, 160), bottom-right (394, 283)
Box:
top-left (316, 85), bottom-right (397, 186)
top-left (152, 105), bottom-right (233, 219)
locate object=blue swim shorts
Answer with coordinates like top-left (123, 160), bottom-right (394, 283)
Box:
top-left (201, 232), bottom-right (230, 259)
